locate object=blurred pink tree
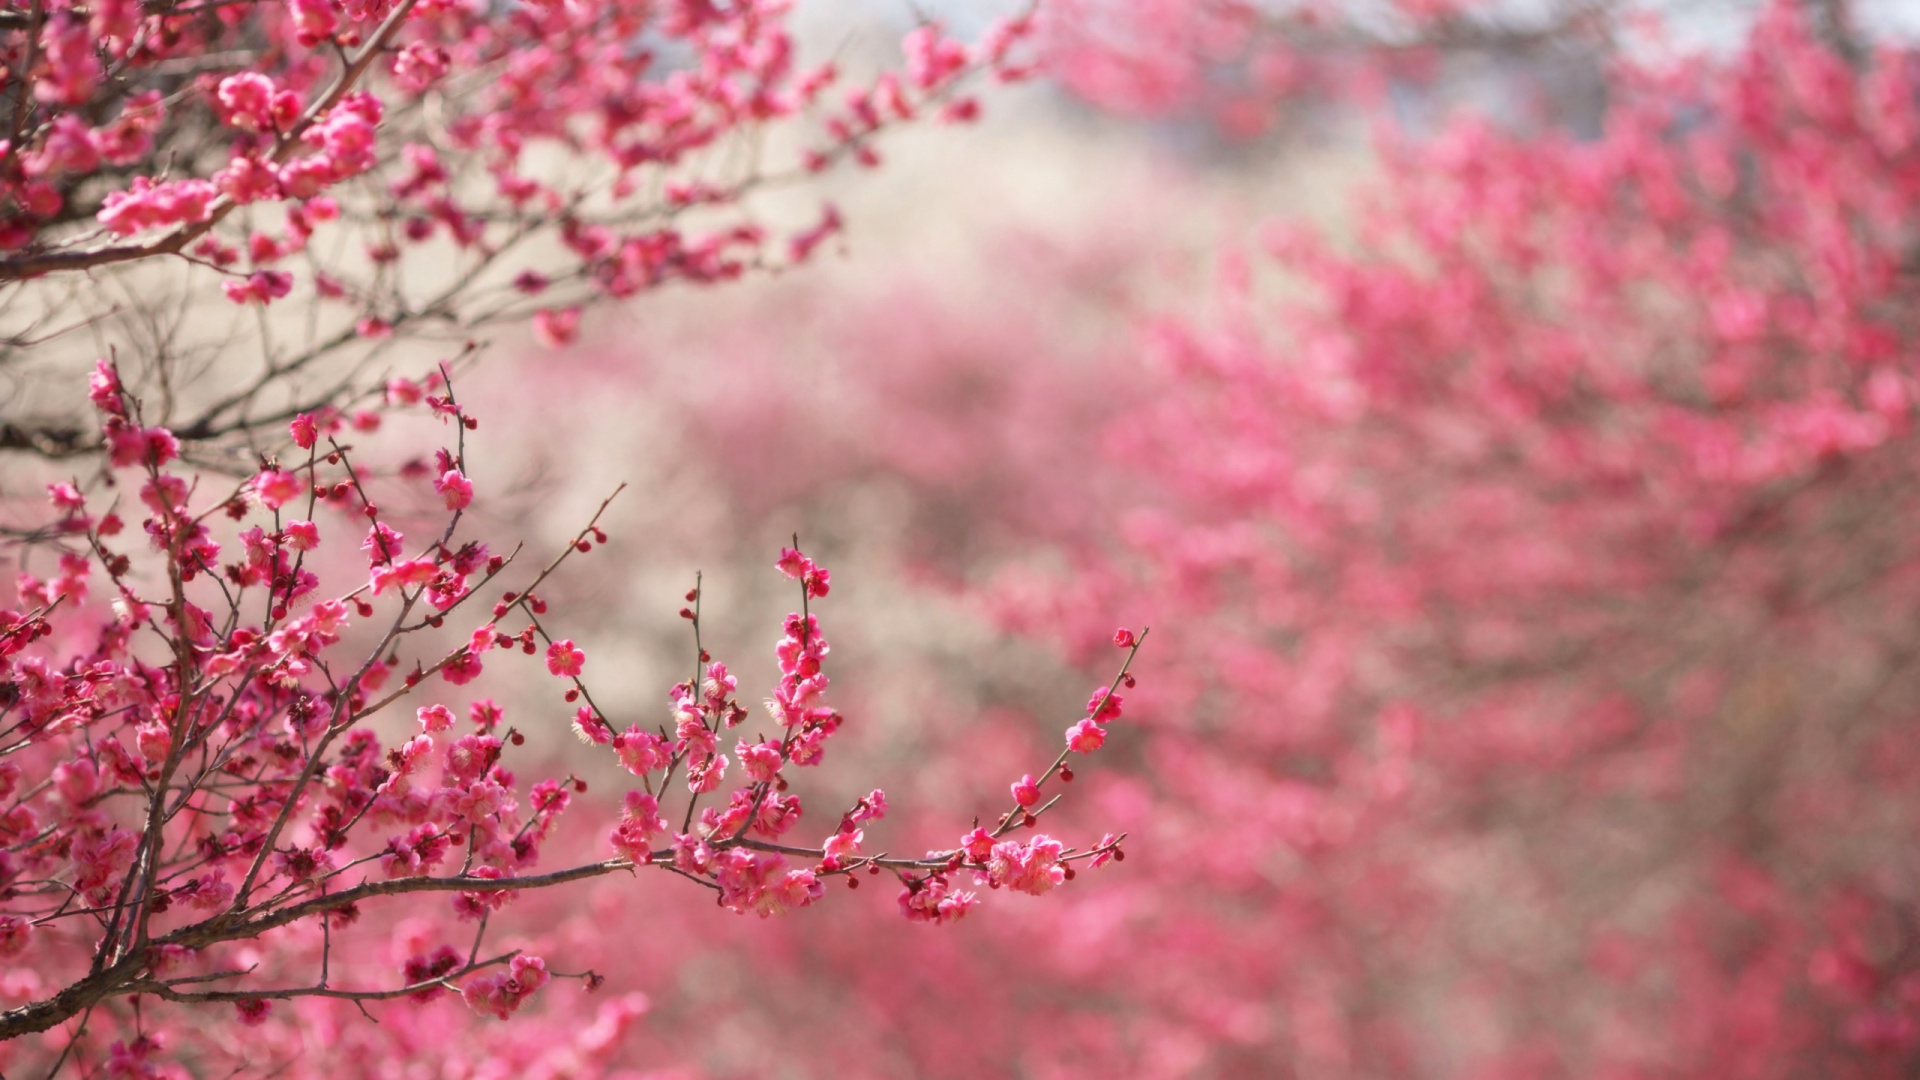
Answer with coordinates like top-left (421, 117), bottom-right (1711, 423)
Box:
top-left (601, 2), bottom-right (1920, 1076)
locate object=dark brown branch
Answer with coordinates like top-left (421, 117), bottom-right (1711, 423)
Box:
top-left (125, 949), bottom-right (518, 1005)
top-left (0, 858), bottom-right (629, 1042)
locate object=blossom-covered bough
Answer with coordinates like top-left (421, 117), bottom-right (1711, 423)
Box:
top-left (0, 0), bottom-right (1036, 462)
top-left (0, 0), bottom-right (1145, 1072)
top-left (0, 358), bottom-right (1140, 1072)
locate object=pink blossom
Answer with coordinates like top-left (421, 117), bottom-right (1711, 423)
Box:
top-left (185, 871), bottom-right (234, 910)
top-left (272, 845), bottom-right (333, 884)
top-left (386, 377), bottom-right (424, 406)
top-left (73, 829), bottom-right (140, 901)
top-left (96, 94), bottom-right (163, 166)
top-left (215, 74), bottom-right (296, 132)
top-left (26, 115), bottom-right (101, 178)
top-left (469, 699), bottom-right (503, 731)
top-left (380, 824), bottom-right (450, 878)
top-left (899, 874), bottom-right (977, 924)
top-left (392, 42), bottom-right (451, 94)
top-left (277, 157), bottom-right (333, 199)
top-left (614, 726), bottom-right (670, 776)
top-left (288, 413), bottom-right (318, 449)
top-left (307, 104), bottom-right (379, 178)
top-left (134, 722), bottom-right (170, 764)
top-left (461, 955), bottom-right (549, 1020)
top-left (545, 639), bottom-right (585, 677)
top-left (902, 24), bottom-right (969, 90)
top-left (686, 752), bottom-right (728, 794)
top-left (223, 271), bottom-right (294, 306)
top-left (1087, 832), bottom-right (1121, 870)
top-left (417, 704), bottom-right (454, 733)
top-left (53, 759), bottom-right (100, 805)
top-left (985, 836), bottom-right (1066, 896)
top-left (738, 739), bottom-right (784, 783)
top-left (87, 359), bottom-right (123, 414)
top-left (1011, 773), bottom-right (1040, 807)
top-left (571, 706), bottom-right (611, 745)
top-left (393, 735), bottom-right (433, 777)
top-left (371, 558), bottom-right (438, 594)
top-left (850, 788), bottom-right (888, 824)
top-left (532, 307), bottom-right (581, 347)
top-left (139, 474), bottom-right (189, 515)
top-left (466, 623), bottom-right (496, 656)
top-left (287, 0), bottom-right (338, 44)
top-left (1085, 685), bottom-right (1122, 723)
top-left (105, 423), bottom-right (180, 468)
top-left (251, 469), bottom-right (301, 510)
top-left (711, 849), bottom-right (822, 917)
top-left (284, 519), bottom-right (319, 550)
top-left (444, 734), bottom-right (500, 784)
top-left (36, 16), bottom-right (99, 105)
top-left (1066, 717), bottom-right (1106, 754)
top-left (362, 522), bottom-right (404, 564)
top-left (434, 469), bottom-right (473, 510)
top-left (451, 780), bottom-right (508, 825)
top-left (788, 204), bottom-right (843, 263)
top-left (773, 546), bottom-right (831, 597)
top-left (215, 155), bottom-right (282, 204)
top-left (823, 827), bottom-right (862, 864)
top-left (47, 482), bottom-right (84, 512)
top-left (959, 826), bottom-right (995, 863)
top-left (609, 791), bottom-right (667, 861)
top-left (97, 177), bottom-right (217, 236)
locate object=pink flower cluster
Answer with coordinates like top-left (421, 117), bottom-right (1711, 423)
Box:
top-left (0, 0), bottom-right (1043, 385)
top-left (460, 955), bottom-right (550, 1020)
top-left (0, 356), bottom-right (1130, 1076)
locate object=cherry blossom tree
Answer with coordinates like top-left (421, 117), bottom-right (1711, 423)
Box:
top-left (0, 0), bottom-right (1032, 463)
top-left (0, 2), bottom-right (1156, 1076)
top-left (0, 360), bottom-right (1140, 1074)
